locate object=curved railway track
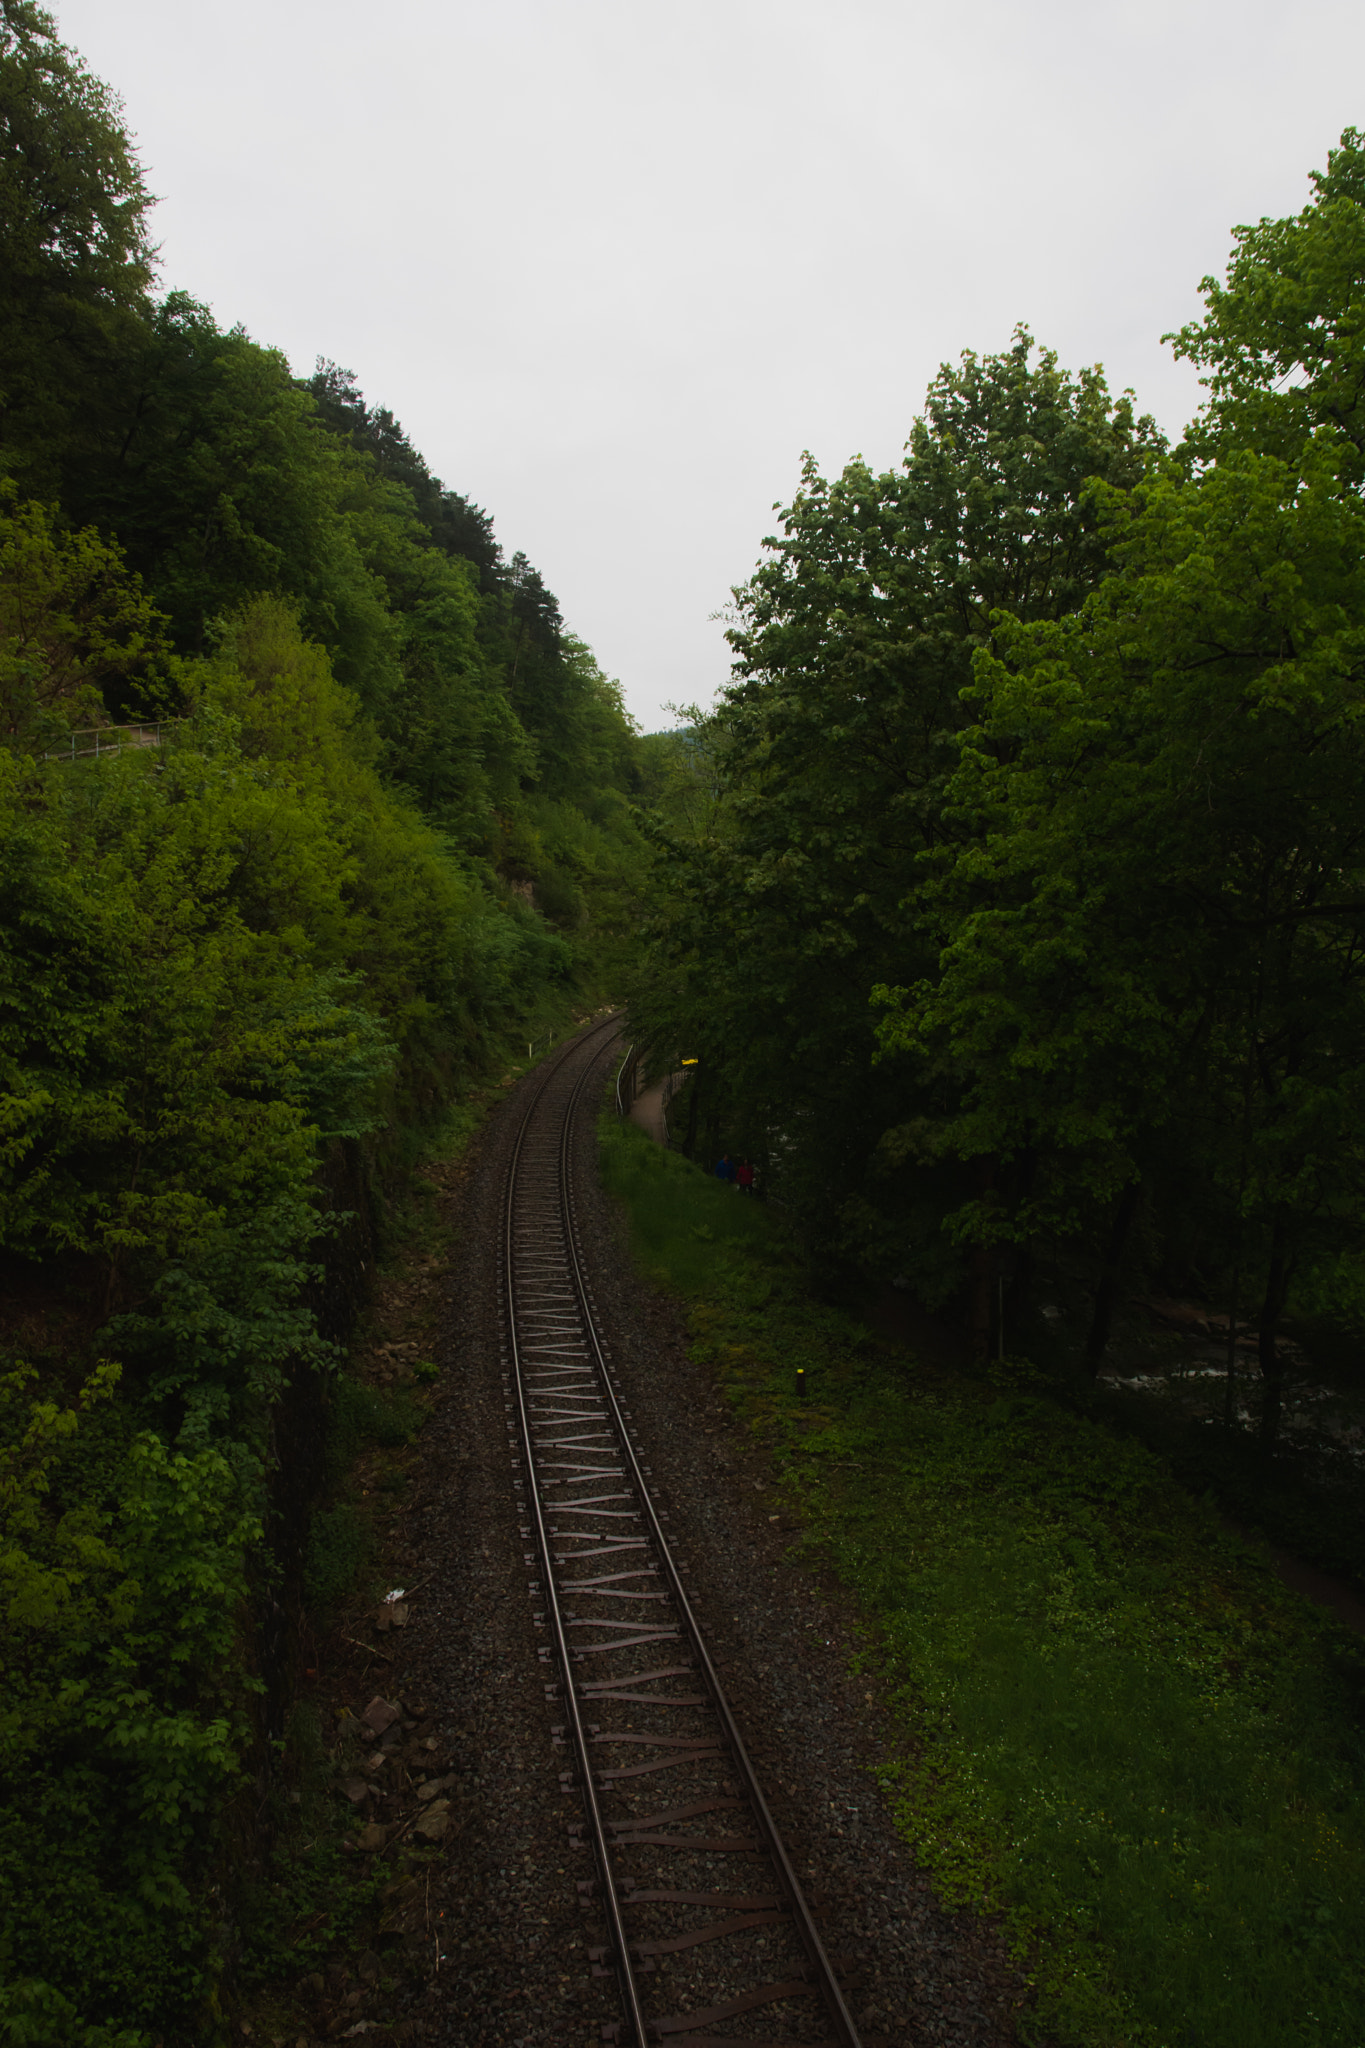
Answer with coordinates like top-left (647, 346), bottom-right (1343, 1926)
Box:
top-left (501, 1021), bottom-right (863, 2048)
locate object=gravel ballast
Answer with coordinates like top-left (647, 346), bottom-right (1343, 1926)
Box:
top-left (307, 1030), bottom-right (1034, 2046)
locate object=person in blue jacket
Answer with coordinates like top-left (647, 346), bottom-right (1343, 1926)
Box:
top-left (714, 1153), bottom-right (735, 1183)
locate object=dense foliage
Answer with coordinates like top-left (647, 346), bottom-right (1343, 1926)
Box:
top-left (0, 5), bottom-right (646, 2038)
top-left (633, 130), bottom-right (1365, 1425)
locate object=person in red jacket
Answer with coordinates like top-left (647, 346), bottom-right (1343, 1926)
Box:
top-left (736, 1158), bottom-right (755, 1195)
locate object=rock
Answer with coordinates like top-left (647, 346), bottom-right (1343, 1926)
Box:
top-left (361, 1695), bottom-right (400, 1736)
top-left (356, 1821), bottom-right (388, 1852)
top-left (416, 1774), bottom-right (454, 1801)
top-left (412, 1798), bottom-right (450, 1841)
top-left (342, 1778), bottom-right (371, 1804)
top-left (357, 1951), bottom-right (381, 1981)
top-left (1143, 1296), bottom-right (1213, 1336)
top-left (388, 1602), bottom-right (409, 1628)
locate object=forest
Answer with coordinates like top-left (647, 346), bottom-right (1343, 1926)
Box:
top-left (0, 3), bottom-right (647, 2039)
top-left (633, 132), bottom-right (1365, 1462)
top-left (4, 0), bottom-right (1365, 2040)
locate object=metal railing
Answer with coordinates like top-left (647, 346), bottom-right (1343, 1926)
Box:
top-left (42, 721), bottom-right (180, 763)
top-left (660, 1065), bottom-right (682, 1146)
top-left (614, 1043), bottom-right (639, 1117)
top-left (614, 1045), bottom-right (693, 1150)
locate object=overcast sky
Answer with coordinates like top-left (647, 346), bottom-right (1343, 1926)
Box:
top-left (56, 0), bottom-right (1365, 732)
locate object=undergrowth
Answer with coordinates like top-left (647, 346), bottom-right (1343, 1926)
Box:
top-left (599, 1111), bottom-right (1365, 2048)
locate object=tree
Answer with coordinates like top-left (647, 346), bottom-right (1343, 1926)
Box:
top-left (0, 483), bottom-right (172, 742)
top-left (636, 332), bottom-right (1163, 1301)
top-left (1170, 126), bottom-right (1365, 480)
top-left (875, 442), bottom-right (1365, 1393)
top-left (0, 0), bottom-right (155, 493)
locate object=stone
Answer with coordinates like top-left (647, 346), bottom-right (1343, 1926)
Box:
top-left (356, 1821), bottom-right (388, 1852)
top-left (362, 1696), bottom-right (400, 1736)
top-left (412, 1799), bottom-right (450, 1841)
top-left (342, 1778), bottom-right (371, 1804)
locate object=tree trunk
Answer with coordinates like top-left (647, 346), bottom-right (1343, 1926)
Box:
top-left (1006, 1240), bottom-right (1033, 1344)
top-left (965, 1158), bottom-right (997, 1366)
top-left (967, 1245), bottom-right (995, 1366)
top-left (1225, 1033), bottom-right (1257, 1426)
top-left (1256, 1216), bottom-right (1294, 1464)
top-left (1083, 1178), bottom-right (1143, 1378)
top-left (1004, 1145), bottom-right (1037, 1342)
top-left (1222, 1241), bottom-right (1242, 1428)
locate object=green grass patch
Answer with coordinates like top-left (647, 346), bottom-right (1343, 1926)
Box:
top-left (331, 1375), bottom-right (421, 1456)
top-left (599, 1115), bottom-right (771, 1294)
top-left (299, 1378), bottom-right (425, 1620)
top-left (303, 1501), bottom-right (372, 1611)
top-left (599, 1114), bottom-right (1365, 2048)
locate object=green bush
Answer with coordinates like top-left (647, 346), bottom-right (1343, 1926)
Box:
top-left (303, 1503), bottom-right (371, 1613)
top-left (330, 1375), bottom-right (420, 1456)
top-left (0, 1363), bottom-right (257, 2044)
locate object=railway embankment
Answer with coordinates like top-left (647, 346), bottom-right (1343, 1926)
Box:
top-left (237, 1027), bottom-right (1030, 2047)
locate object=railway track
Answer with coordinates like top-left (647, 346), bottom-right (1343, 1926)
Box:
top-left (501, 1021), bottom-right (863, 2048)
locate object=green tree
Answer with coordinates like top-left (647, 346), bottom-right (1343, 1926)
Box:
top-left (1171, 126), bottom-right (1365, 479)
top-left (0, 1360), bottom-right (258, 2041)
top-left (0, 484), bottom-right (172, 744)
top-left (0, 0), bottom-right (155, 497)
top-left (635, 333), bottom-right (1162, 1300)
top-left (875, 443), bottom-right (1365, 1393)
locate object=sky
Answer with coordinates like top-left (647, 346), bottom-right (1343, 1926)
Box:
top-left (56, 0), bottom-right (1365, 732)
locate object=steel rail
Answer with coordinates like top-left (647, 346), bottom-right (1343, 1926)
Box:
top-left (556, 1046), bottom-right (862, 2048)
top-left (501, 1018), bottom-right (862, 2048)
top-left (503, 1019), bottom-right (649, 2047)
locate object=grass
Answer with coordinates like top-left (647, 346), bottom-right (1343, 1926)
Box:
top-left (600, 1118), bottom-right (772, 1292)
top-left (599, 1113), bottom-right (1365, 2048)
